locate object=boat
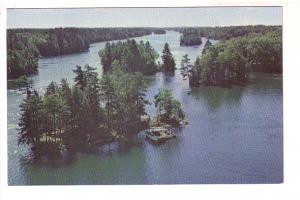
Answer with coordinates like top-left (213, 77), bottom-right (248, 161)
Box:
top-left (145, 127), bottom-right (176, 143)
top-left (179, 119), bottom-right (188, 127)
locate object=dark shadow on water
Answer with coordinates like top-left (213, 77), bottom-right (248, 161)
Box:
top-left (20, 138), bottom-right (145, 169)
top-left (247, 72), bottom-right (283, 94)
top-left (20, 150), bottom-right (77, 169)
top-left (163, 71), bottom-right (175, 84)
top-left (190, 84), bottom-right (245, 111)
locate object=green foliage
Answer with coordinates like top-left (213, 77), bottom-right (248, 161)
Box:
top-left (18, 66), bottom-right (103, 150)
top-left (187, 32), bottom-right (282, 86)
top-left (180, 30), bottom-right (202, 46)
top-left (202, 39), bottom-right (212, 55)
top-left (99, 40), bottom-right (159, 74)
top-left (154, 89), bottom-right (185, 126)
top-left (7, 32), bottom-right (39, 78)
top-left (245, 32), bottom-right (282, 73)
top-left (18, 64), bottom-right (154, 152)
top-left (161, 43), bottom-right (176, 72)
top-left (18, 90), bottom-right (43, 145)
top-left (180, 54), bottom-right (192, 79)
top-left (7, 27), bottom-right (158, 79)
top-left (100, 67), bottom-right (150, 139)
top-left (7, 75), bottom-right (32, 89)
top-left (175, 25), bottom-right (282, 40)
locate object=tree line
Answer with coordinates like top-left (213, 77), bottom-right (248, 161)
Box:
top-left (18, 63), bottom-right (184, 154)
top-left (99, 40), bottom-right (176, 74)
top-left (7, 27), bottom-right (162, 79)
top-left (174, 25), bottom-right (282, 41)
top-left (181, 31), bottom-right (282, 86)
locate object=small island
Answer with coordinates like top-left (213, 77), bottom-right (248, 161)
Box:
top-left (180, 32), bottom-right (202, 46)
top-left (153, 29), bottom-right (166, 34)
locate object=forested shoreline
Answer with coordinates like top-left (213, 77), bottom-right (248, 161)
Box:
top-left (174, 25), bottom-right (282, 41)
top-left (181, 31), bottom-right (282, 86)
top-left (7, 27), bottom-right (165, 79)
top-left (7, 25), bottom-right (281, 81)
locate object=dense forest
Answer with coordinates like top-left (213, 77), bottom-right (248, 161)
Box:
top-left (18, 64), bottom-right (184, 154)
top-left (174, 25), bottom-right (282, 41)
top-left (99, 39), bottom-right (159, 74)
top-left (8, 25), bottom-right (281, 80)
top-left (99, 40), bottom-right (176, 74)
top-left (7, 27), bottom-right (162, 79)
top-left (180, 31), bottom-right (202, 46)
top-left (182, 31), bottom-right (282, 86)
top-left (161, 43), bottom-right (176, 72)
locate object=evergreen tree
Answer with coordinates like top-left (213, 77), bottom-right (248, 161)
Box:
top-left (73, 66), bottom-right (86, 90)
top-left (99, 39), bottom-right (158, 74)
top-left (180, 54), bottom-right (191, 79)
top-left (202, 39), bottom-right (212, 54)
top-left (189, 57), bottom-right (202, 86)
top-left (18, 89), bottom-right (43, 146)
top-left (161, 43), bottom-right (176, 72)
top-left (100, 73), bottom-right (115, 133)
top-left (154, 89), bottom-right (185, 126)
top-left (84, 65), bottom-right (103, 144)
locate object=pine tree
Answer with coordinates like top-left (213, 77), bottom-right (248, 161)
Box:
top-left (18, 89), bottom-right (43, 146)
top-left (161, 43), bottom-right (176, 72)
top-left (180, 54), bottom-right (191, 79)
top-left (73, 66), bottom-right (86, 90)
top-left (154, 89), bottom-right (185, 126)
top-left (100, 73), bottom-right (115, 133)
top-left (202, 39), bottom-right (212, 55)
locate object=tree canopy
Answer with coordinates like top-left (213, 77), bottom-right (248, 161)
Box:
top-left (186, 31), bottom-right (282, 86)
top-left (174, 25), bottom-right (282, 41)
top-left (180, 31), bottom-right (202, 46)
top-left (161, 43), bottom-right (176, 72)
top-left (18, 63), bottom-right (184, 155)
top-left (7, 27), bottom-right (160, 79)
top-left (99, 40), bottom-right (159, 74)
top-left (154, 89), bottom-right (185, 126)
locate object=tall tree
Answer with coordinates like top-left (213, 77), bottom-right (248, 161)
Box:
top-left (202, 39), bottom-right (212, 55)
top-left (154, 89), bottom-right (185, 126)
top-left (73, 66), bottom-right (86, 90)
top-left (161, 43), bottom-right (176, 72)
top-left (180, 54), bottom-right (191, 80)
top-left (100, 73), bottom-right (115, 133)
top-left (18, 89), bottom-right (43, 146)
